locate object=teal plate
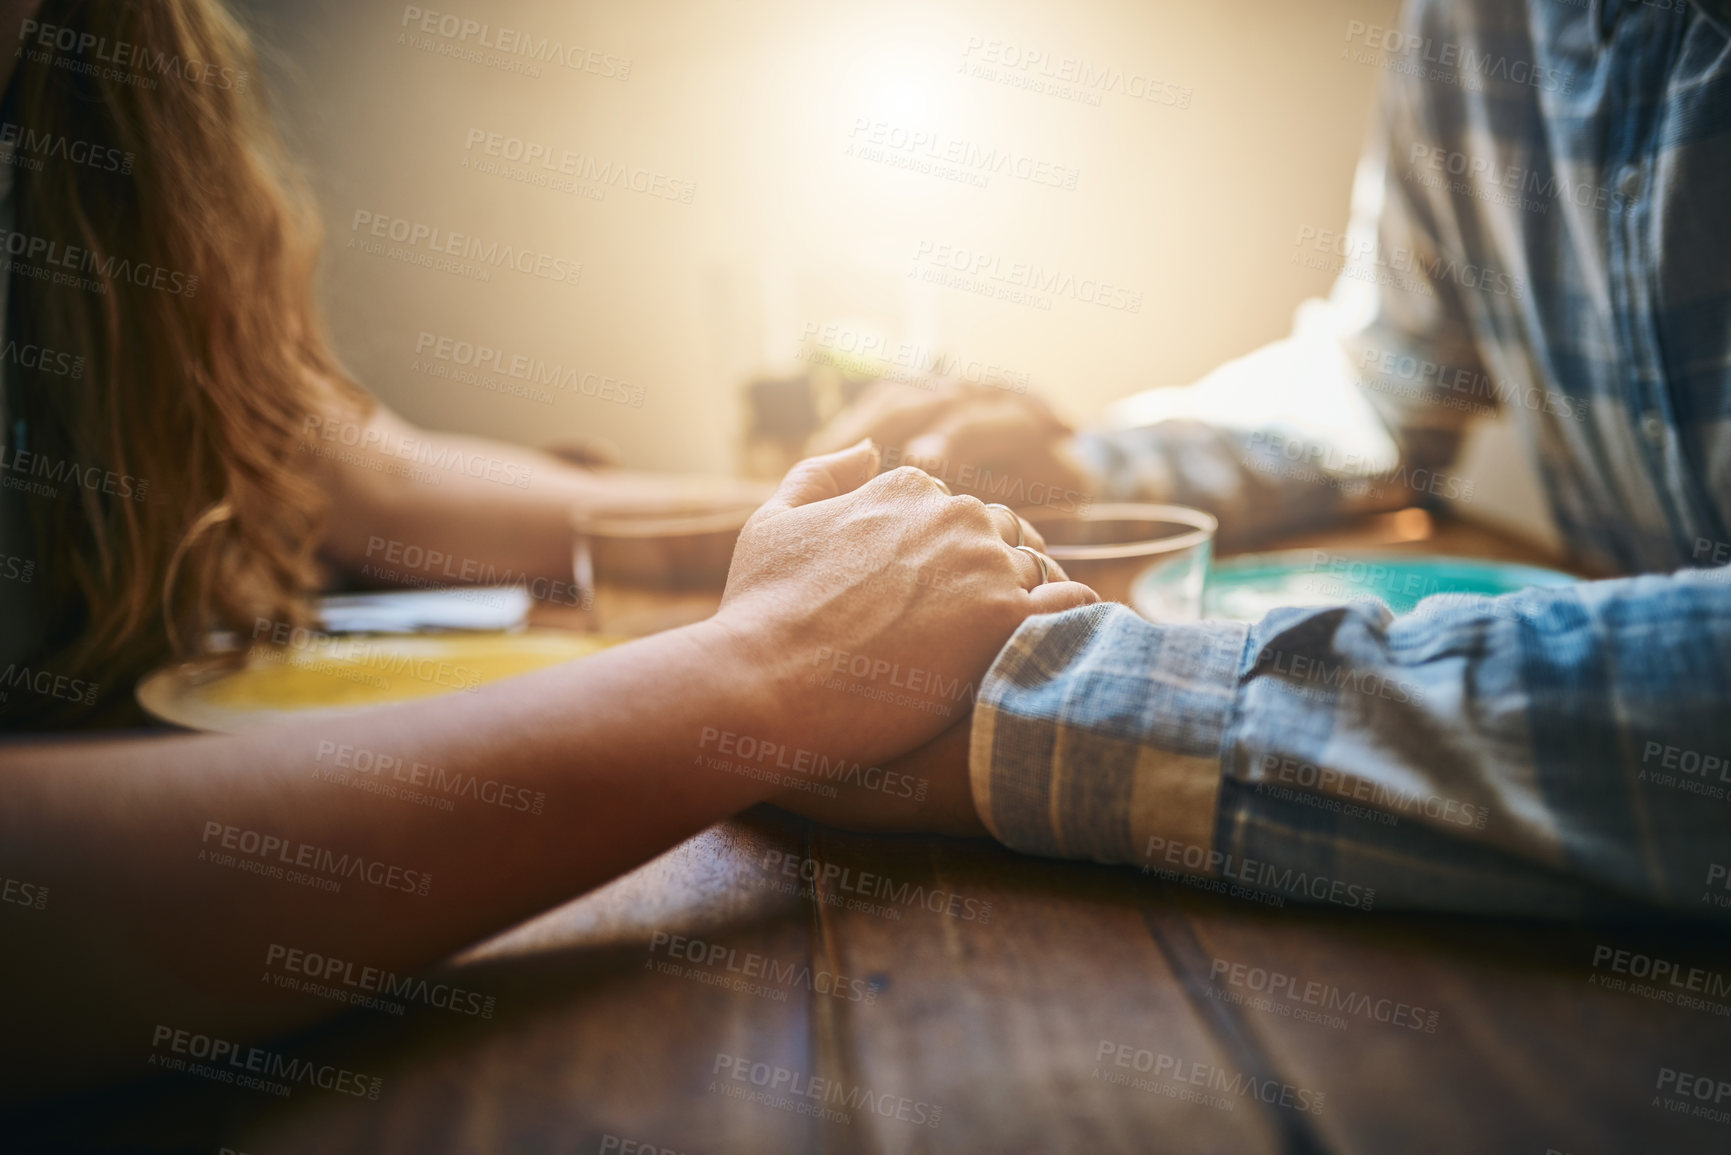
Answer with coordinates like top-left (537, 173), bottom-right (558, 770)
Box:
top-left (1196, 550), bottom-right (1580, 622)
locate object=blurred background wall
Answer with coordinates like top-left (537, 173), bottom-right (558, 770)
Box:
top-left (237, 0), bottom-right (1405, 477)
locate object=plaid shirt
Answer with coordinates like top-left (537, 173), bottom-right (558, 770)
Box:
top-left (971, 0), bottom-right (1731, 918)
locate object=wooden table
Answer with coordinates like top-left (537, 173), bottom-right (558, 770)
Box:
top-left (11, 513), bottom-right (1731, 1154)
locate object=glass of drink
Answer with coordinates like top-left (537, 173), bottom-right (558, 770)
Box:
top-left (1027, 503), bottom-right (1217, 622)
top-left (570, 504), bottom-right (758, 636)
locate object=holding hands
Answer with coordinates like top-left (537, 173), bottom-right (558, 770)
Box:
top-left (710, 439), bottom-right (1096, 784)
top-left (807, 379), bottom-right (1096, 513)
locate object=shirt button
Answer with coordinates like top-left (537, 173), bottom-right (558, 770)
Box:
top-left (1642, 413), bottom-right (1667, 445)
top-left (1619, 166), bottom-right (1643, 201)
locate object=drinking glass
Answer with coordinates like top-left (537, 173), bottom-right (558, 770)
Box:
top-left (1027, 503), bottom-right (1217, 622)
top-left (571, 504), bottom-right (757, 635)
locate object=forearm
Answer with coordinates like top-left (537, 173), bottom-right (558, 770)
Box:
top-left (1209, 576), bottom-right (1731, 917)
top-left (311, 406), bottom-right (614, 583)
top-left (971, 571), bottom-right (1731, 920)
top-left (1077, 322), bottom-right (1443, 547)
top-left (310, 406), bottom-right (769, 586)
top-left (0, 620), bottom-right (775, 1095)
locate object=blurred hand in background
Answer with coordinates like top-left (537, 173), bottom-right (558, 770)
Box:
top-left (808, 378), bottom-right (1097, 515)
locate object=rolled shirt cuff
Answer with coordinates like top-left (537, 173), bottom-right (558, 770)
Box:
top-left (969, 602), bottom-right (1250, 867)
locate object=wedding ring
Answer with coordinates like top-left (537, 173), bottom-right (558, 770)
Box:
top-left (1015, 545), bottom-right (1051, 587)
top-left (985, 503), bottom-right (1023, 547)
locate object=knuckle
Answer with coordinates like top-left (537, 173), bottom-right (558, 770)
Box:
top-left (950, 493), bottom-right (991, 524)
top-left (882, 465), bottom-right (930, 489)
top-left (783, 460), bottom-right (826, 487)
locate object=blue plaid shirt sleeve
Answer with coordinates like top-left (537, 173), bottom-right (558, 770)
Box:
top-left (970, 0), bottom-right (1731, 918)
top-left (973, 569), bottom-right (1731, 919)
top-left (1070, 0), bottom-right (1494, 548)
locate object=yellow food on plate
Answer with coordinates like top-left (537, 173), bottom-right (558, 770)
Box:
top-left (138, 631), bottom-right (626, 732)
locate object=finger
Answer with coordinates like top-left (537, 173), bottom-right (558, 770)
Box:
top-left (982, 503), bottom-right (1047, 553)
top-left (1028, 580), bottom-right (1100, 615)
top-left (1020, 516), bottom-right (1047, 553)
top-left (543, 435), bottom-right (622, 469)
top-left (1010, 544), bottom-right (1070, 585)
top-left (807, 384), bottom-right (962, 455)
top-left (949, 379), bottom-right (1068, 427)
top-left (1011, 545), bottom-right (1067, 590)
top-left (932, 375), bottom-right (1065, 417)
top-left (904, 409), bottom-right (1068, 478)
top-left (757, 439), bottom-right (882, 517)
top-left (983, 502), bottom-right (1021, 546)
top-left (928, 399), bottom-right (1070, 451)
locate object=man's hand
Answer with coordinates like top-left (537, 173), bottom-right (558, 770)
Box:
top-left (768, 716), bottom-right (987, 838)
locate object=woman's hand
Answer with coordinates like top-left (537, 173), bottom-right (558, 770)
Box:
top-left (705, 440), bottom-right (1096, 772)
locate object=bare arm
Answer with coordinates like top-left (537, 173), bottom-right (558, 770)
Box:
top-left (307, 403), bottom-right (771, 587)
top-left (1, 620), bottom-right (769, 1098)
top-left (0, 443), bottom-right (1093, 1099)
